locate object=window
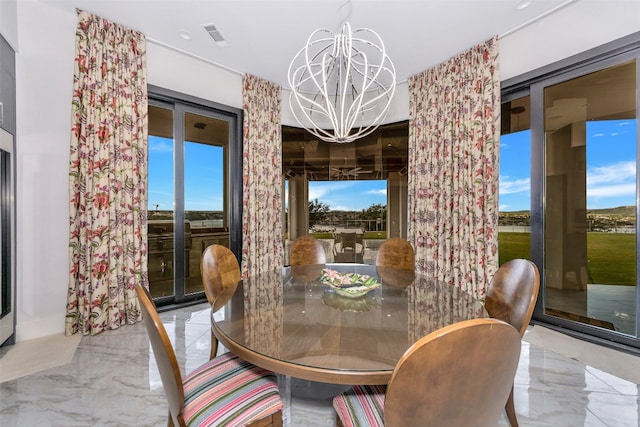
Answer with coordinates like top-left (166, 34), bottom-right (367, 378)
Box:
top-left (147, 86), bottom-right (242, 305)
top-left (499, 95), bottom-right (531, 264)
top-left (502, 34), bottom-right (639, 350)
top-left (541, 61), bottom-right (637, 337)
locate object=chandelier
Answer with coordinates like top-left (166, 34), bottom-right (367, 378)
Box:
top-left (287, 21), bottom-right (396, 144)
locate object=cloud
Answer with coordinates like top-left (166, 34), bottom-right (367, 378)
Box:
top-left (587, 161), bottom-right (635, 186)
top-left (329, 204), bottom-right (351, 211)
top-left (308, 181), bottom-right (355, 200)
top-left (586, 161), bottom-right (636, 202)
top-left (591, 120), bottom-right (632, 139)
top-left (366, 188), bottom-right (387, 196)
top-left (307, 181), bottom-right (387, 210)
top-left (588, 183), bottom-right (636, 198)
top-left (149, 140), bottom-right (173, 152)
top-left (499, 176), bottom-right (530, 195)
top-left (308, 181), bottom-right (358, 211)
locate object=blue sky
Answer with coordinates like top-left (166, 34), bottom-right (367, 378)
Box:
top-left (149, 118), bottom-right (636, 212)
top-left (500, 119), bottom-right (636, 211)
top-left (148, 136), bottom-right (388, 212)
top-left (148, 139), bottom-right (224, 211)
top-left (308, 180), bottom-right (387, 211)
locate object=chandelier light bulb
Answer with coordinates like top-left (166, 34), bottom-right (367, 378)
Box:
top-left (288, 22), bottom-right (396, 143)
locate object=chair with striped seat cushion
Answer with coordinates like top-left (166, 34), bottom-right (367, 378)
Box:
top-left (135, 283), bottom-right (283, 427)
top-left (333, 318), bottom-right (521, 427)
top-left (333, 384), bottom-right (386, 427)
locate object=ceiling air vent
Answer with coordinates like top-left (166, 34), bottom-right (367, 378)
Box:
top-left (203, 24), bottom-right (228, 47)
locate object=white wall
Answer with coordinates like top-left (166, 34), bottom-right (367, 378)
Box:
top-left (10, 0), bottom-right (640, 342)
top-left (13, 0), bottom-right (243, 341)
top-left (499, 0), bottom-right (640, 80)
top-left (15, 0), bottom-right (76, 341)
top-left (147, 42), bottom-right (243, 109)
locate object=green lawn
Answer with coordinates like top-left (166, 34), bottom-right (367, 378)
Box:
top-left (498, 232), bottom-right (636, 286)
top-left (498, 232), bottom-right (531, 264)
top-left (586, 233), bottom-right (636, 285)
top-left (307, 231), bottom-right (635, 286)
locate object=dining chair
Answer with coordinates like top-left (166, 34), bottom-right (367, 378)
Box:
top-left (289, 235), bottom-right (326, 283)
top-left (375, 237), bottom-right (414, 270)
top-left (200, 244), bottom-right (242, 359)
top-left (484, 258), bottom-right (541, 427)
top-left (332, 318), bottom-right (522, 427)
top-left (375, 238), bottom-right (415, 288)
top-left (289, 235), bottom-right (327, 265)
top-left (135, 283), bottom-right (283, 427)
top-left (332, 232), bottom-right (365, 263)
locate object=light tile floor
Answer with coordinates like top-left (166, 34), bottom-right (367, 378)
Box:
top-left (1, 302), bottom-right (638, 426)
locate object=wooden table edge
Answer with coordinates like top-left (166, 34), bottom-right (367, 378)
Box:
top-left (212, 323), bottom-right (391, 385)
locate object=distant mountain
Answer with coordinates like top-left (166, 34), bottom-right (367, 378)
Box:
top-left (501, 206), bottom-right (635, 216)
top-left (587, 206), bottom-right (635, 216)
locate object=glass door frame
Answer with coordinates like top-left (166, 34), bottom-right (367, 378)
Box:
top-left (148, 85), bottom-right (243, 307)
top-left (0, 128), bottom-right (15, 346)
top-left (503, 32), bottom-right (640, 351)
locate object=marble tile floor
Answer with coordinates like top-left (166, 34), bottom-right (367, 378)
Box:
top-left (1, 302), bottom-right (639, 427)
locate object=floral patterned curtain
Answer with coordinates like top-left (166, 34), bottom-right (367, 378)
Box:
top-left (66, 10), bottom-right (148, 336)
top-left (407, 37), bottom-right (500, 300)
top-left (241, 74), bottom-right (283, 277)
top-left (243, 270), bottom-right (283, 358)
top-left (407, 277), bottom-right (489, 343)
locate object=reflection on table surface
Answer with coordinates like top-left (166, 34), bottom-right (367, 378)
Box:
top-left (213, 263), bottom-right (487, 385)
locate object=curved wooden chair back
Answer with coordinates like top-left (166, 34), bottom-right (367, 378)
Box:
top-left (376, 238), bottom-right (415, 289)
top-left (201, 244), bottom-right (241, 313)
top-left (384, 318), bottom-right (521, 427)
top-left (375, 238), bottom-right (414, 270)
top-left (135, 283), bottom-right (186, 426)
top-left (485, 259), bottom-right (540, 336)
top-left (290, 235), bottom-right (326, 265)
top-left (201, 245), bottom-right (241, 359)
top-left (485, 258), bottom-right (540, 427)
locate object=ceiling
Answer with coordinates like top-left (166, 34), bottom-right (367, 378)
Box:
top-left (41, 0), bottom-right (580, 88)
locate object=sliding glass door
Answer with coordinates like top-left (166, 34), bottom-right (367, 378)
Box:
top-left (0, 128), bottom-right (15, 345)
top-left (147, 87), bottom-right (242, 305)
top-left (502, 34), bottom-right (639, 350)
top-left (538, 59), bottom-right (637, 341)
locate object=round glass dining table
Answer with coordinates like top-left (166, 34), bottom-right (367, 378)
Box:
top-left (212, 263), bottom-right (487, 386)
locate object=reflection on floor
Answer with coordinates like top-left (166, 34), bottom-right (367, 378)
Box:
top-left (1, 303), bottom-right (638, 426)
top-left (546, 284), bottom-right (637, 335)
